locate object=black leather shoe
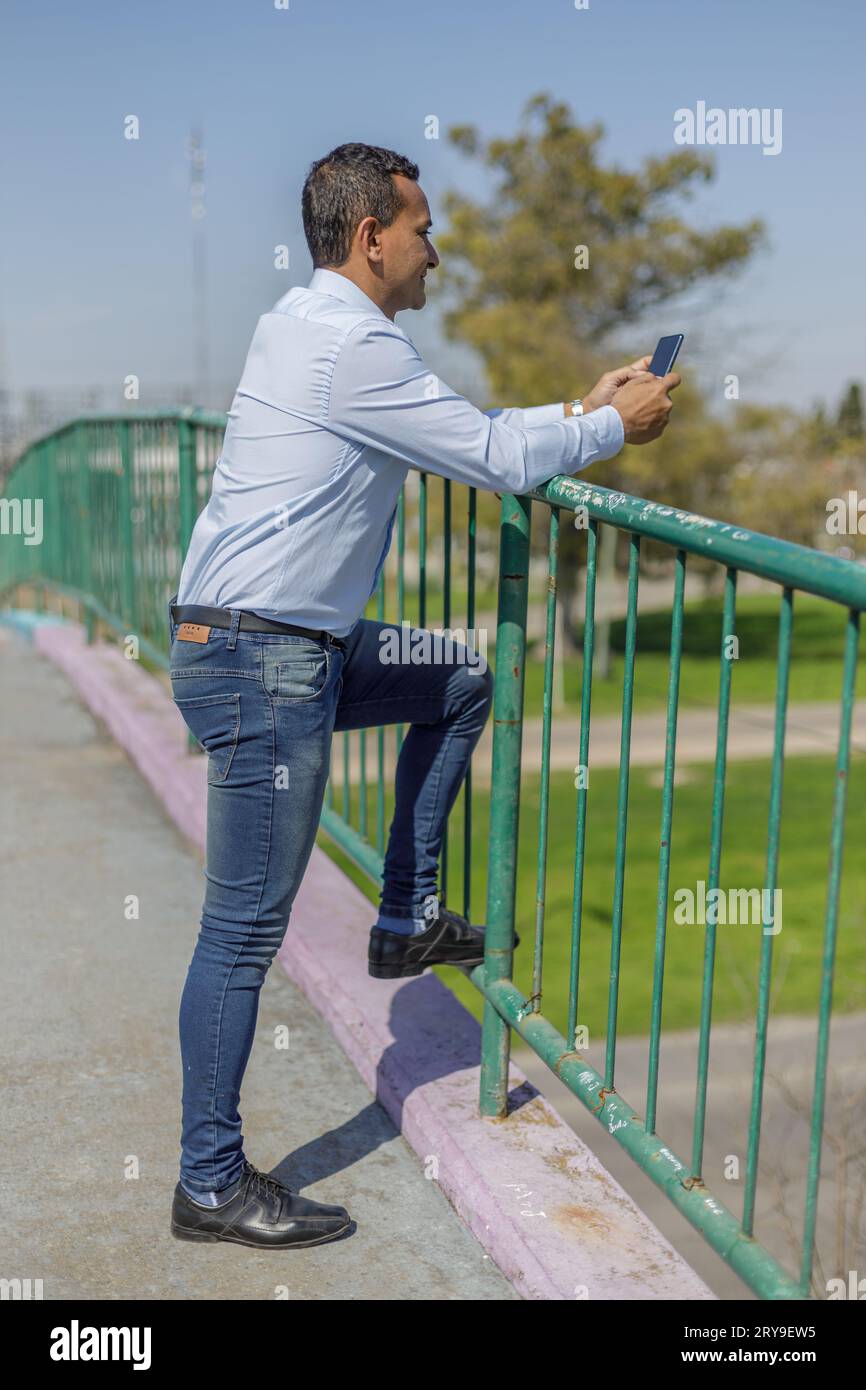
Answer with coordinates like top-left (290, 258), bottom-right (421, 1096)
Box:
top-left (368, 904), bottom-right (520, 979)
top-left (171, 1160), bottom-right (352, 1249)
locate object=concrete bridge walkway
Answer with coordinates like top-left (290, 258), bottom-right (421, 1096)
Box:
top-left (0, 624), bottom-right (516, 1301)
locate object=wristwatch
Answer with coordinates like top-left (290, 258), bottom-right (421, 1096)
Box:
top-left (569, 398), bottom-right (584, 416)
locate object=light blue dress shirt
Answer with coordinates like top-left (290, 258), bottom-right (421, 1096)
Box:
top-left (177, 268), bottom-right (625, 637)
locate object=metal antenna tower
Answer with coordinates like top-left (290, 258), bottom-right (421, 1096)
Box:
top-left (188, 126), bottom-right (209, 406)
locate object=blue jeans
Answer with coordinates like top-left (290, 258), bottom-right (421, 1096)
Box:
top-left (166, 595), bottom-right (493, 1196)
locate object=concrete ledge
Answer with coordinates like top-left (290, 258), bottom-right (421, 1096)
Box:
top-left (13, 615), bottom-right (714, 1301)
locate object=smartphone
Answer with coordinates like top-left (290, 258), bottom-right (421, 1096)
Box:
top-left (647, 334), bottom-right (684, 377)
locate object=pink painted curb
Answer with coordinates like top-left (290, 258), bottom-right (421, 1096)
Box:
top-left (29, 620), bottom-right (714, 1301)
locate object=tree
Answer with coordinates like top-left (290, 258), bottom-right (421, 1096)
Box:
top-left (723, 403), bottom-right (842, 553)
top-left (837, 382), bottom-right (864, 442)
top-left (435, 93), bottom-right (766, 630)
top-left (437, 92), bottom-right (764, 400)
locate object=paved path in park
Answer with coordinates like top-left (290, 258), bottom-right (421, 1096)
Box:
top-left (507, 697), bottom-right (866, 777)
top-left (336, 698), bottom-right (866, 787)
top-left (0, 625), bottom-right (516, 1301)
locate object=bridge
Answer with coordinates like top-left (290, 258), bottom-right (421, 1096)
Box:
top-left (3, 409), bottom-right (864, 1300)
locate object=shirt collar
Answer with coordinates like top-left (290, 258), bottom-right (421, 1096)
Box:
top-left (308, 267), bottom-right (388, 318)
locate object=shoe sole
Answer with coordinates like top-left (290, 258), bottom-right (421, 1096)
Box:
top-left (171, 1219), bottom-right (352, 1249)
top-left (368, 955), bottom-right (484, 979)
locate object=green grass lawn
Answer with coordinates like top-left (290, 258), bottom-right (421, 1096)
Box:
top-left (518, 592), bottom-right (866, 718)
top-left (364, 578), bottom-right (500, 623)
top-left (318, 752), bottom-right (866, 1040)
top-left (363, 590), bottom-right (864, 719)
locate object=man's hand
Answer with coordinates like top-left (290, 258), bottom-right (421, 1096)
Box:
top-left (610, 371), bottom-right (681, 445)
top-left (580, 356), bottom-right (654, 413)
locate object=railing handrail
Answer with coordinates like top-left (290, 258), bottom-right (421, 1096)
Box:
top-left (3, 408), bottom-right (229, 467)
top-left (531, 474), bottom-right (866, 610)
top-left (7, 411), bottom-right (863, 611)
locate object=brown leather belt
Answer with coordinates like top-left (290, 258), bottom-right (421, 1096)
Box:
top-left (170, 601), bottom-right (347, 651)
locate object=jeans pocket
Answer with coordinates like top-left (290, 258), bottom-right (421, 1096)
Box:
top-left (262, 640), bottom-right (329, 703)
top-left (173, 690), bottom-right (241, 783)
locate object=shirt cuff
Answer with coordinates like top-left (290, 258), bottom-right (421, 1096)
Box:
top-left (520, 402), bottom-right (570, 427)
top-left (567, 403), bottom-right (624, 461)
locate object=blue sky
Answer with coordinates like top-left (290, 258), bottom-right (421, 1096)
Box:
top-left (1, 0), bottom-right (864, 414)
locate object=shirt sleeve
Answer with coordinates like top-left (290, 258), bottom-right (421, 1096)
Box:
top-left (327, 319), bottom-right (624, 494)
top-left (486, 403), bottom-right (569, 429)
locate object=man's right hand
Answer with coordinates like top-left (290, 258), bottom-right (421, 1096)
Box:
top-left (610, 371), bottom-right (681, 445)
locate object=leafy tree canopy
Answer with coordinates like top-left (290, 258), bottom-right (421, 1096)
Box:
top-left (437, 92), bottom-right (765, 403)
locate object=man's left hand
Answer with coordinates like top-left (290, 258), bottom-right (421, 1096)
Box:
top-left (580, 357), bottom-right (653, 413)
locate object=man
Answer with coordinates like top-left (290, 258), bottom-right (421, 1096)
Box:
top-left (168, 142), bottom-right (678, 1249)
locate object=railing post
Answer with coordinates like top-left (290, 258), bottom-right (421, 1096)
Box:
top-left (117, 421), bottom-right (135, 628)
top-left (74, 423), bottom-right (95, 643)
top-left (176, 415), bottom-right (200, 752)
top-left (177, 415), bottom-right (197, 559)
top-left (479, 492), bottom-right (531, 1118)
top-left (45, 438), bottom-right (60, 595)
top-left (33, 442), bottom-right (47, 611)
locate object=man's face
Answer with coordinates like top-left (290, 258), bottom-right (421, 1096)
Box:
top-left (379, 175), bottom-right (439, 312)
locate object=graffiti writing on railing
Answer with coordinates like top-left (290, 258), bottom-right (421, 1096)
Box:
top-left (551, 478), bottom-right (755, 542)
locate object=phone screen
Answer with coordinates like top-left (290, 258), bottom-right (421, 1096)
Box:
top-left (647, 335), bottom-right (684, 376)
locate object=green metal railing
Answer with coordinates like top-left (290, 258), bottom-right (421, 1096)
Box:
top-left (0, 410), bottom-right (226, 665)
top-left (478, 480), bottom-right (864, 1302)
top-left (2, 412), bottom-right (864, 1300)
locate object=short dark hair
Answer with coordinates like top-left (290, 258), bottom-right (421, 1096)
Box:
top-left (302, 143), bottom-right (420, 268)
